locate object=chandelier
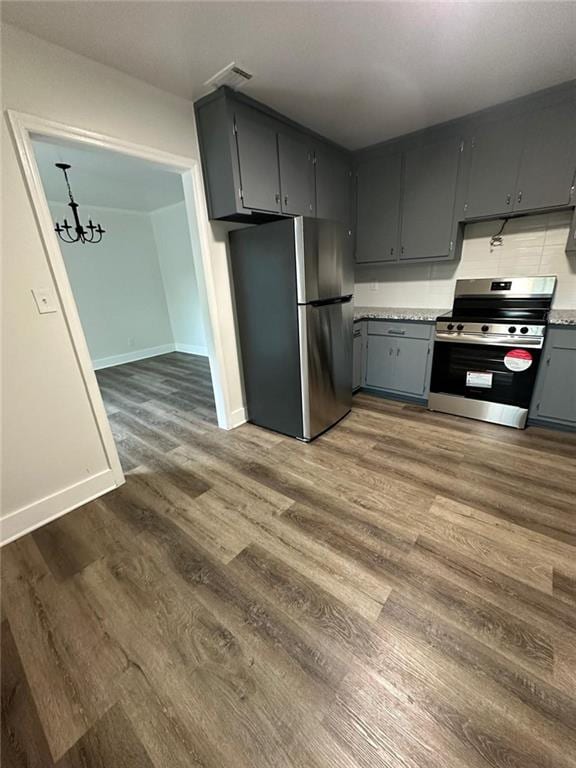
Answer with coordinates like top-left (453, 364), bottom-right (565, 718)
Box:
top-left (53, 163), bottom-right (105, 244)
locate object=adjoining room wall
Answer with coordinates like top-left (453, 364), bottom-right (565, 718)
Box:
top-left (48, 202), bottom-right (174, 368)
top-left (152, 201), bottom-right (207, 357)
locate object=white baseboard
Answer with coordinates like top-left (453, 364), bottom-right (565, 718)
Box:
top-left (1, 469), bottom-right (122, 546)
top-left (174, 343), bottom-right (209, 357)
top-left (92, 344), bottom-right (176, 370)
top-left (226, 406), bottom-right (247, 430)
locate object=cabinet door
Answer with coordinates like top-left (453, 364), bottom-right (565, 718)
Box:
top-left (356, 153), bottom-right (401, 263)
top-left (392, 338), bottom-right (431, 396)
top-left (465, 117), bottom-right (524, 219)
top-left (400, 137), bottom-right (461, 261)
top-left (315, 145), bottom-right (353, 226)
top-left (514, 100), bottom-right (576, 213)
top-left (278, 132), bottom-right (315, 216)
top-left (353, 330), bottom-right (364, 391)
top-left (235, 105), bottom-right (281, 213)
top-left (533, 333), bottom-right (576, 425)
top-left (365, 336), bottom-right (396, 390)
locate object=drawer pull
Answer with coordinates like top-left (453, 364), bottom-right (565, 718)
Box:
top-left (387, 329), bottom-right (406, 335)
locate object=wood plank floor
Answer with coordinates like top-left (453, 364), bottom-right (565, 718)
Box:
top-left (2, 351), bottom-right (576, 767)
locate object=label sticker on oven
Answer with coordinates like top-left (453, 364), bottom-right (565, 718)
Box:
top-left (504, 349), bottom-right (533, 372)
top-left (466, 371), bottom-right (493, 388)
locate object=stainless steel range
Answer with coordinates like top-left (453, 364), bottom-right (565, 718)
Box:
top-left (428, 276), bottom-right (557, 429)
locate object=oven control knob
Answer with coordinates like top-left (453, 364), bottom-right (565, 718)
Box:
top-left (481, 325), bottom-right (489, 332)
top-left (447, 323), bottom-right (454, 330)
top-left (508, 326), bottom-right (517, 334)
top-left (456, 324), bottom-right (464, 331)
top-left (520, 326), bottom-right (529, 334)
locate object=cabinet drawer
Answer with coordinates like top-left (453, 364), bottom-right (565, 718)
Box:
top-left (367, 320), bottom-right (432, 340)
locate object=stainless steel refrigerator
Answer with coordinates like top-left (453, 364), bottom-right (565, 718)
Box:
top-left (230, 217), bottom-right (353, 441)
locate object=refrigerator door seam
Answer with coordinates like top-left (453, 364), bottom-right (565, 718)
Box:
top-left (297, 305), bottom-right (311, 440)
top-left (294, 217), bottom-right (307, 304)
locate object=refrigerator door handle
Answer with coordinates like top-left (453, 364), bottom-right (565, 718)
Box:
top-left (308, 294), bottom-right (353, 308)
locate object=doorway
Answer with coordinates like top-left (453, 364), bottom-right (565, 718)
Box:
top-left (32, 135), bottom-right (218, 472)
top-left (7, 110), bottom-right (235, 537)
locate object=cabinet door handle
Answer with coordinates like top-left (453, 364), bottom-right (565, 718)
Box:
top-left (517, 191), bottom-right (523, 204)
top-left (389, 347), bottom-right (393, 356)
top-left (505, 194), bottom-right (511, 205)
top-left (284, 195), bottom-right (288, 207)
top-left (396, 347), bottom-right (400, 356)
top-left (390, 247), bottom-right (394, 256)
top-left (275, 193), bottom-right (280, 205)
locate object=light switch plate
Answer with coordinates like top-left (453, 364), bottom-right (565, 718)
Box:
top-left (32, 287), bottom-right (58, 314)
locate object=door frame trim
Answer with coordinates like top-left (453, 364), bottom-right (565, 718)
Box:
top-left (5, 109), bottom-right (239, 541)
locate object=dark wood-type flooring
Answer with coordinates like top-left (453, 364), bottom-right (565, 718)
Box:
top-left (2, 352), bottom-right (576, 767)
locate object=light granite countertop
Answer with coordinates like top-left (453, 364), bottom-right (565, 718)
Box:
top-left (354, 306), bottom-right (576, 327)
top-left (353, 306), bottom-right (448, 322)
top-left (549, 310), bottom-right (576, 326)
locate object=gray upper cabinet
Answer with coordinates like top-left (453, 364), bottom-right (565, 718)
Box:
top-left (464, 116), bottom-right (524, 220)
top-left (400, 136), bottom-right (462, 261)
top-left (514, 100), bottom-right (576, 213)
top-left (278, 132), bottom-right (315, 216)
top-left (530, 328), bottom-right (576, 427)
top-left (235, 104), bottom-right (282, 213)
top-left (355, 153), bottom-right (401, 263)
top-left (195, 87), bottom-right (351, 222)
top-left (315, 144), bottom-right (353, 227)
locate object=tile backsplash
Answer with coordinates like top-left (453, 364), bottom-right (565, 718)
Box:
top-left (355, 210), bottom-right (576, 309)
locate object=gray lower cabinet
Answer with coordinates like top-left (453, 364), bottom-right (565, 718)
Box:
top-left (355, 153), bottom-right (401, 263)
top-left (235, 104), bottom-right (282, 213)
top-left (278, 132), bottom-right (315, 216)
top-left (352, 322), bottom-right (366, 391)
top-left (400, 136), bottom-right (462, 261)
top-left (366, 335), bottom-right (397, 390)
top-left (364, 321), bottom-right (433, 400)
top-left (529, 327), bottom-right (576, 428)
top-left (464, 115), bottom-right (525, 220)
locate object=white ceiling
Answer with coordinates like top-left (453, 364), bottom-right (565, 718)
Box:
top-left (32, 138), bottom-right (185, 212)
top-left (4, 1), bottom-right (576, 149)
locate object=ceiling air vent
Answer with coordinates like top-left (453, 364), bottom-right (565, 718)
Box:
top-left (204, 62), bottom-right (253, 92)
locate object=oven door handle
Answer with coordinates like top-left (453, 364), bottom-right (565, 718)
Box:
top-left (435, 332), bottom-right (544, 349)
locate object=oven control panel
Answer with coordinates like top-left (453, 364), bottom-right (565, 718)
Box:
top-left (437, 321), bottom-right (545, 337)
top-left (435, 320), bottom-right (546, 348)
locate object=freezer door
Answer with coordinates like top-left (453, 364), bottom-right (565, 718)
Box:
top-left (299, 298), bottom-right (353, 440)
top-left (295, 217), bottom-right (353, 303)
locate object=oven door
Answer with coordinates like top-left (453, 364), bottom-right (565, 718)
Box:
top-left (430, 338), bottom-right (542, 408)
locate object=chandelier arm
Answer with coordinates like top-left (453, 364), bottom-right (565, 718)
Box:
top-left (56, 229), bottom-right (79, 244)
